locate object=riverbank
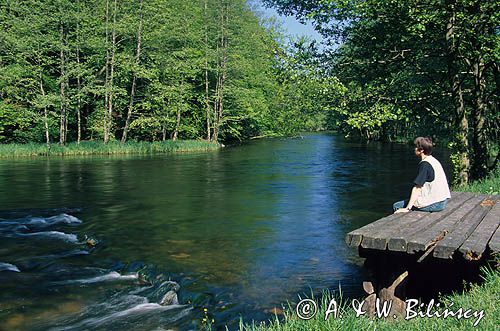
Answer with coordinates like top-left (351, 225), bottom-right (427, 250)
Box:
top-left (0, 140), bottom-right (220, 157)
top-left (454, 165), bottom-right (500, 195)
top-left (232, 167), bottom-right (500, 331)
top-left (234, 265), bottom-right (499, 331)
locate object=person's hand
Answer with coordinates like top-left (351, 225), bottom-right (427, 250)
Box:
top-left (394, 208), bottom-right (410, 214)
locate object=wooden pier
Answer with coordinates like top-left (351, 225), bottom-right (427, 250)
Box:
top-left (346, 191), bottom-right (499, 261)
top-left (345, 192), bottom-right (499, 313)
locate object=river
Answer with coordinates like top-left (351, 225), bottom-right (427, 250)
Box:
top-left (0, 132), bottom-right (451, 330)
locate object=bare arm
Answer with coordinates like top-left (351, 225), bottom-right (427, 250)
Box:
top-left (406, 186), bottom-right (422, 210)
top-left (395, 185), bottom-right (422, 213)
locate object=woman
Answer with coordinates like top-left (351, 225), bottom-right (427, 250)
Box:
top-left (393, 137), bottom-right (451, 213)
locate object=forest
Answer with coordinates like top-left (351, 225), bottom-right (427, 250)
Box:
top-left (0, 0), bottom-right (338, 145)
top-left (263, 0), bottom-right (499, 185)
top-left (1, 0), bottom-right (499, 185)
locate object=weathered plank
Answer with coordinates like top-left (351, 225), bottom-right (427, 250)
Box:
top-left (488, 226), bottom-right (500, 253)
top-left (346, 212), bottom-right (407, 247)
top-left (347, 191), bottom-right (465, 250)
top-left (362, 192), bottom-right (468, 251)
top-left (433, 196), bottom-right (497, 259)
top-left (406, 195), bottom-right (488, 254)
top-left (360, 212), bottom-right (428, 250)
top-left (458, 201), bottom-right (500, 260)
top-left (387, 192), bottom-right (474, 252)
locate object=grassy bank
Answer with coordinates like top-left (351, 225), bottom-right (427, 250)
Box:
top-left (454, 165), bottom-right (500, 195)
top-left (232, 168), bottom-right (500, 331)
top-left (236, 266), bottom-right (499, 331)
top-left (0, 140), bottom-right (220, 157)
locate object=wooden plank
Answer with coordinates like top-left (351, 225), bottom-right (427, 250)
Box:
top-left (346, 191), bottom-right (464, 249)
top-left (433, 196), bottom-right (497, 259)
top-left (346, 213), bottom-right (407, 247)
top-left (406, 195), bottom-right (488, 254)
top-left (366, 192), bottom-right (467, 250)
top-left (488, 226), bottom-right (500, 253)
top-left (387, 192), bottom-right (474, 252)
top-left (458, 201), bottom-right (500, 260)
top-left (360, 211), bottom-right (428, 250)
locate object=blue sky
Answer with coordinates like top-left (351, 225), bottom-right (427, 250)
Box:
top-left (249, 0), bottom-right (324, 43)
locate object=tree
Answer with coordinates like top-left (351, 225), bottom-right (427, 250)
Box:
top-left (263, 0), bottom-right (500, 184)
top-left (0, 0), bottom-right (326, 146)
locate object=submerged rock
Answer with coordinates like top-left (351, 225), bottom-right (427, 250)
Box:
top-left (137, 271), bottom-right (152, 285)
top-left (160, 290), bottom-right (179, 306)
top-left (84, 235), bottom-right (98, 247)
top-left (264, 307), bottom-right (284, 315)
top-left (161, 280), bottom-right (180, 292)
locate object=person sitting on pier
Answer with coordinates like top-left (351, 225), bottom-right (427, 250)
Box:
top-left (393, 137), bottom-right (451, 213)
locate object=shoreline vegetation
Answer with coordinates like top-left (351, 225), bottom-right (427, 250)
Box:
top-left (235, 266), bottom-right (499, 331)
top-left (0, 140), bottom-right (220, 157)
top-left (230, 169), bottom-right (500, 331)
top-left (1, 0), bottom-right (497, 186)
top-left (454, 165), bottom-right (500, 195)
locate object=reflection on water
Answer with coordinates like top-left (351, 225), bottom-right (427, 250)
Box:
top-left (0, 133), bottom-right (451, 330)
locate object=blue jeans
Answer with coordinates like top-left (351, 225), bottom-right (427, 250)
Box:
top-left (392, 198), bottom-right (448, 212)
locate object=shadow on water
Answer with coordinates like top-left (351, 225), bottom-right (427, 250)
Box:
top-left (0, 133), bottom-right (452, 330)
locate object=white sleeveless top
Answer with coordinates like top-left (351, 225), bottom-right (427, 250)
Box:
top-left (414, 155), bottom-right (451, 208)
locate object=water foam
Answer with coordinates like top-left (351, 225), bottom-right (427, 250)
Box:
top-left (54, 271), bottom-right (139, 285)
top-left (0, 262), bottom-right (20, 272)
top-left (49, 299), bottom-right (191, 330)
top-left (16, 231), bottom-right (80, 243)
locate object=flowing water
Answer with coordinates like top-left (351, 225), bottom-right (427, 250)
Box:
top-left (0, 133), bottom-right (451, 330)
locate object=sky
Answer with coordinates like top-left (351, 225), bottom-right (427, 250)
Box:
top-left (249, 0), bottom-right (324, 44)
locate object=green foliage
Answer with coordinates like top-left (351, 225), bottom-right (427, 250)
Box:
top-left (0, 102), bottom-right (42, 143)
top-left (0, 0), bottom-right (330, 146)
top-left (454, 165), bottom-right (500, 195)
top-left (263, 0), bottom-right (500, 182)
top-left (264, 36), bottom-right (345, 136)
top-left (129, 116), bottom-right (163, 141)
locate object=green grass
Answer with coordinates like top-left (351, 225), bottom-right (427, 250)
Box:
top-left (0, 140), bottom-right (220, 157)
top-left (454, 166), bottom-right (500, 195)
top-left (236, 265), bottom-right (499, 331)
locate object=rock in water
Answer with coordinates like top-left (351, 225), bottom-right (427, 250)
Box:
top-left (84, 235), bottom-right (98, 247)
top-left (162, 280), bottom-right (180, 292)
top-left (160, 290), bottom-right (179, 306)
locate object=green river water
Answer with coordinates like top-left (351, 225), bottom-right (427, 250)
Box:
top-left (0, 132), bottom-right (451, 330)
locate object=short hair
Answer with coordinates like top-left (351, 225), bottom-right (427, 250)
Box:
top-left (414, 136), bottom-right (433, 155)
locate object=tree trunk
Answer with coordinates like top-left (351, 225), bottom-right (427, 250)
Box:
top-left (59, 22), bottom-right (66, 146)
top-left (470, 59), bottom-right (489, 180)
top-left (492, 63), bottom-right (500, 170)
top-left (76, 48), bottom-right (82, 144)
top-left (445, 0), bottom-right (469, 186)
top-left (468, 4), bottom-right (492, 180)
top-left (212, 75), bottom-right (221, 142)
top-left (493, 63), bottom-right (500, 101)
top-left (64, 47), bottom-right (69, 143)
top-left (105, 0), bottom-right (117, 144)
top-left (173, 108), bottom-right (181, 141)
top-left (76, 0), bottom-right (82, 144)
top-left (104, 0), bottom-right (110, 143)
top-left (39, 71), bottom-right (50, 146)
top-left (204, 0), bottom-right (211, 141)
top-left (212, 2), bottom-right (228, 143)
top-left (122, 0), bottom-right (143, 143)
top-left (162, 124), bottom-right (167, 141)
